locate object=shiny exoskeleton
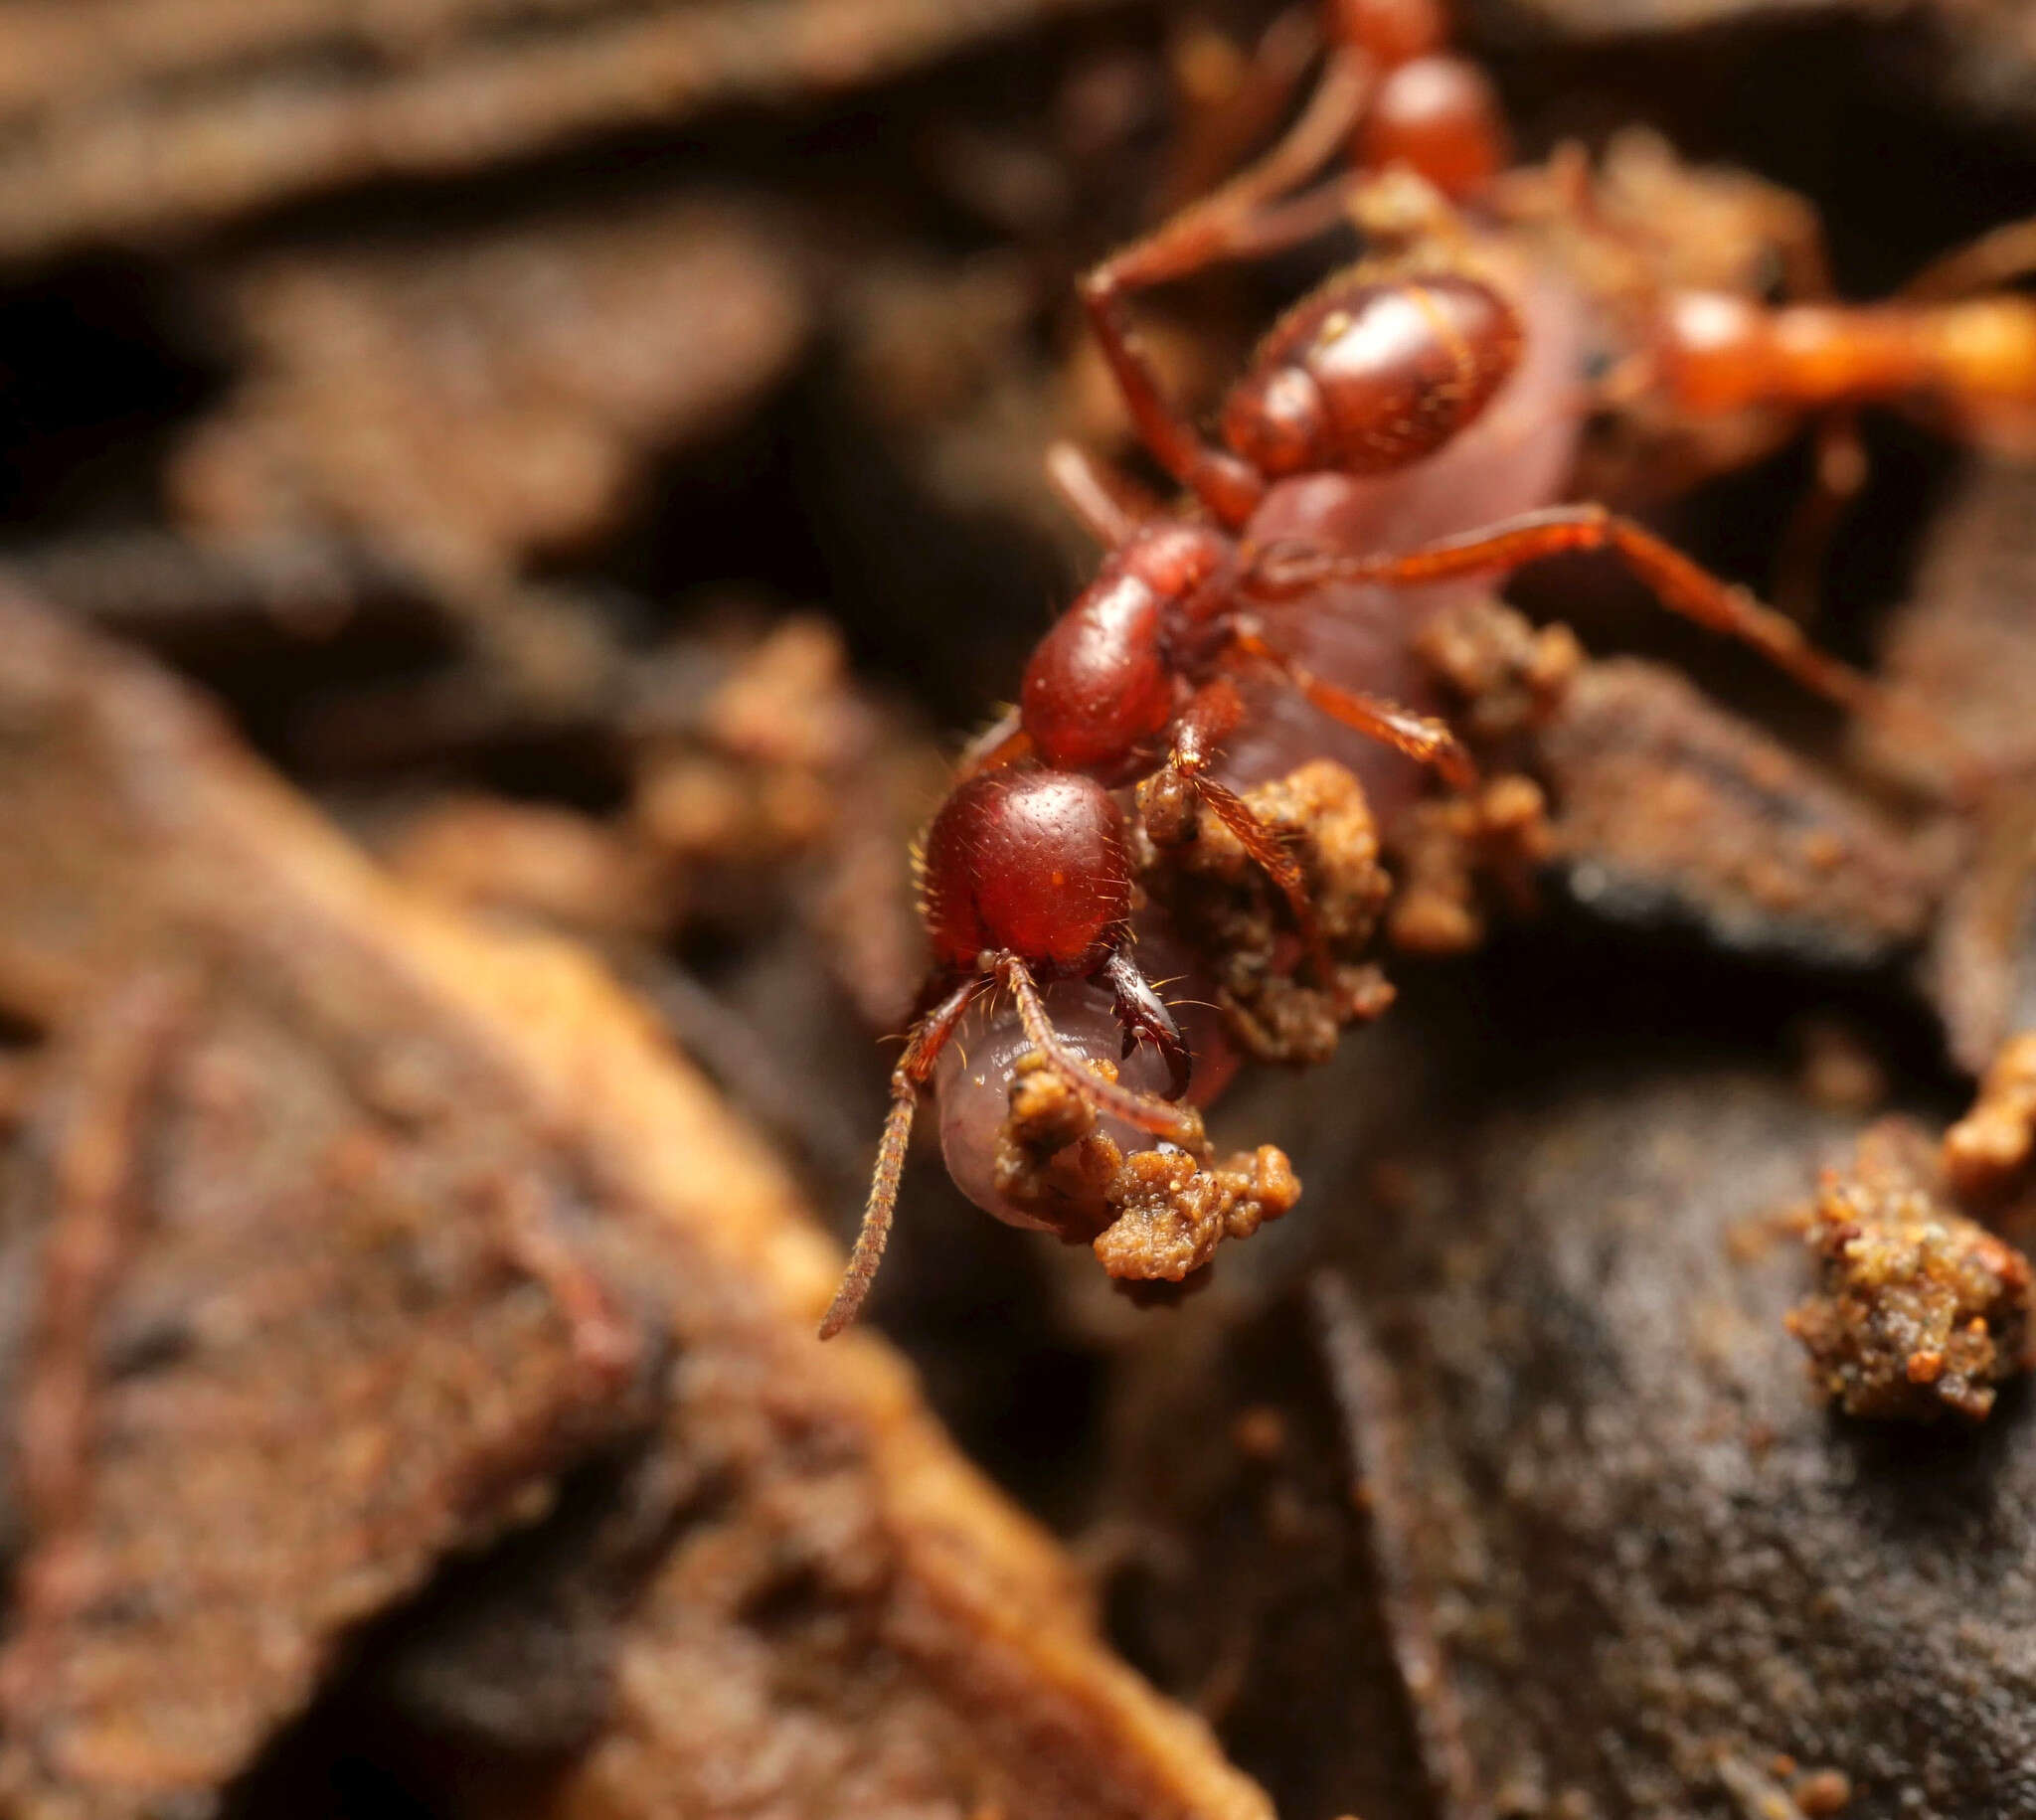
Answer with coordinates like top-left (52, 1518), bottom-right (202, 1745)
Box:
top-left (819, 0), bottom-right (1998, 1339)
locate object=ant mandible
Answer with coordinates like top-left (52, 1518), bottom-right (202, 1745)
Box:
top-left (816, 12), bottom-right (1924, 1339)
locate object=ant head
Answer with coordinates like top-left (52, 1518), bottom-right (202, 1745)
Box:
top-left (921, 769), bottom-right (1132, 977)
top-left (1222, 273), bottom-right (1523, 479)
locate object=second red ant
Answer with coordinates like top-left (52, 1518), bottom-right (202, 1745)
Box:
top-left (819, 0), bottom-right (2033, 1337)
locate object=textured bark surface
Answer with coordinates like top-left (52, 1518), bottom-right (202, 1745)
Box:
top-left (3, 1), bottom-right (2036, 1814)
top-left (1333, 1065), bottom-right (2036, 1817)
top-left (0, 590), bottom-right (1271, 1820)
top-left (0, 0), bottom-right (1132, 262)
top-left (1538, 657), bottom-right (1944, 969)
top-left (1866, 458), bottom-right (2036, 1072)
top-left (1097, 1039), bottom-right (2036, 1819)
top-left (170, 195), bottom-right (812, 577)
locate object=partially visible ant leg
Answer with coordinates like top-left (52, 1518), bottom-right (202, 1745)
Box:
top-left (1225, 622), bottom-right (1481, 791)
top-left (1101, 943), bottom-right (1193, 1099)
top-left (996, 952), bottom-right (1210, 1152)
top-left (1737, 203), bottom-right (1869, 623)
top-left (1081, 46), bottom-right (1374, 528)
top-left (1045, 439), bottom-right (1157, 550)
top-left (1901, 211), bottom-right (2036, 302)
top-left (953, 709), bottom-right (1034, 781)
top-left (1773, 407), bottom-right (1868, 621)
top-left (820, 974), bottom-right (985, 1338)
top-left (1151, 677), bottom-right (1338, 984)
top-left (1162, 5), bottom-right (1323, 213)
top-left (1246, 503), bottom-right (1886, 719)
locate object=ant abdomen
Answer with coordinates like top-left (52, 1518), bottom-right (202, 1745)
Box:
top-left (933, 941), bottom-right (1240, 1234)
top-left (1221, 271), bottom-right (1525, 479)
top-left (920, 770), bottom-right (1133, 975)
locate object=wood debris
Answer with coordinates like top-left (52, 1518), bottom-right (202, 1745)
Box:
top-left (0, 589), bottom-right (1271, 1820)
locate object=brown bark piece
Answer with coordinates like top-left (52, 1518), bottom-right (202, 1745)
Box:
top-left (1872, 457), bottom-right (2036, 786)
top-left (1870, 458), bottom-right (2036, 1073)
top-left (1537, 656), bottom-right (1942, 967)
top-left (170, 195), bottom-right (810, 577)
top-left (0, 0), bottom-right (1131, 263)
top-left (0, 589), bottom-right (1271, 1820)
top-left (1093, 1031), bottom-right (2036, 1815)
top-left (0, 600), bottom-right (658, 1817)
top-left (1327, 1066), bottom-right (2036, 1815)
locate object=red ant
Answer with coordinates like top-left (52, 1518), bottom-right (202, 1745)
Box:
top-left (819, 0), bottom-right (2021, 1339)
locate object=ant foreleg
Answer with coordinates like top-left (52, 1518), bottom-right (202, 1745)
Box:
top-left (996, 953), bottom-right (1209, 1152)
top-left (1161, 5), bottom-right (1322, 214)
top-left (1224, 622), bottom-right (1480, 791)
top-left (819, 974), bottom-right (985, 1339)
top-left (1154, 678), bottom-right (1338, 984)
top-left (1081, 47), bottom-right (1372, 528)
top-left (1101, 943), bottom-right (1192, 1101)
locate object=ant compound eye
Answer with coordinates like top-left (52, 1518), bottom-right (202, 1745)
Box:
top-left (1222, 364), bottom-right (1329, 478)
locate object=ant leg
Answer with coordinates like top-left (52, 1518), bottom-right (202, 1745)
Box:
top-left (954, 709), bottom-right (1035, 781)
top-left (1773, 408), bottom-right (1868, 620)
top-left (1739, 191), bottom-right (1870, 620)
top-left (1244, 502), bottom-right (1890, 721)
top-left (1162, 5), bottom-right (1321, 213)
top-left (996, 953), bottom-right (1209, 1152)
top-left (1101, 943), bottom-right (1192, 1100)
top-left (1045, 440), bottom-right (1158, 550)
top-left (819, 974), bottom-right (985, 1339)
top-left (1224, 622), bottom-right (1480, 791)
top-left (1903, 212), bottom-right (2036, 302)
top-left (1159, 678), bottom-right (1338, 983)
top-left (1081, 47), bottom-right (1373, 528)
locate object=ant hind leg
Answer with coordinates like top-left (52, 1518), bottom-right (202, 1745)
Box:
top-left (1242, 503), bottom-right (1976, 785)
top-left (1246, 503), bottom-right (1882, 715)
top-left (1081, 43), bottom-right (1373, 527)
